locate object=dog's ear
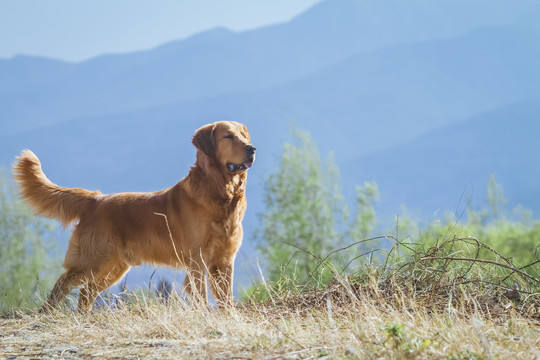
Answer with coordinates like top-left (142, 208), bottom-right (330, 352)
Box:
top-left (241, 124), bottom-right (251, 141)
top-left (192, 124), bottom-right (216, 156)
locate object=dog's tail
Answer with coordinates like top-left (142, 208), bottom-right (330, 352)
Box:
top-left (13, 150), bottom-right (101, 226)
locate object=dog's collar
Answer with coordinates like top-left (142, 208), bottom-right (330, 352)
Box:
top-left (227, 162), bottom-right (253, 172)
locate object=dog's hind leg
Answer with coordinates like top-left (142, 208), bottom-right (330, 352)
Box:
top-left (41, 269), bottom-right (85, 312)
top-left (77, 282), bottom-right (100, 313)
top-left (77, 263), bottom-right (130, 312)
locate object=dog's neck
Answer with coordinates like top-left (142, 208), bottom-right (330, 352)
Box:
top-left (187, 152), bottom-right (247, 203)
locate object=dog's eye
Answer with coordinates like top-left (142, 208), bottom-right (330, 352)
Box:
top-left (224, 134), bottom-right (234, 139)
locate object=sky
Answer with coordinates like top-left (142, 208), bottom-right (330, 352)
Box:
top-left (0, 0), bottom-right (322, 62)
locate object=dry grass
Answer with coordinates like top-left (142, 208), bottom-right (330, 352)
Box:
top-left (1, 236), bottom-right (539, 359)
top-left (0, 284), bottom-right (538, 359)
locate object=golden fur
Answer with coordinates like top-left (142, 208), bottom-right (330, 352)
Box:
top-left (13, 121), bottom-right (255, 311)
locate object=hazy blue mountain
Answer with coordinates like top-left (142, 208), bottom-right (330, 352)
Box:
top-left (0, 55), bottom-right (75, 94)
top-left (0, 27), bottom-right (538, 204)
top-left (343, 100), bottom-right (540, 222)
top-left (1, 0), bottom-right (538, 134)
top-left (250, 27), bottom-right (540, 158)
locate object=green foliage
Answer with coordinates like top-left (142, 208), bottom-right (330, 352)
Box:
top-left (381, 322), bottom-right (437, 356)
top-left (256, 129), bottom-right (341, 283)
top-left (253, 128), bottom-right (538, 301)
top-left (0, 171), bottom-right (60, 313)
top-left (349, 182), bottom-right (379, 241)
top-left (398, 175), bottom-right (540, 272)
top-left (382, 322), bottom-right (404, 346)
top-left (255, 129), bottom-right (379, 284)
top-left (241, 274), bottom-right (302, 304)
top-left (487, 173), bottom-right (508, 220)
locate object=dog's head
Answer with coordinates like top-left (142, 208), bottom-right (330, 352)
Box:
top-left (193, 121), bottom-right (255, 173)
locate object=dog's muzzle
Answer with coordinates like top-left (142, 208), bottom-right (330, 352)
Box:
top-left (227, 145), bottom-right (256, 172)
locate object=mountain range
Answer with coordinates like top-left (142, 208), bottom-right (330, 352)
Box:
top-left (1, 0), bottom-right (539, 290)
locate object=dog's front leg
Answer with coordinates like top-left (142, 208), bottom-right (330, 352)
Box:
top-left (183, 259), bottom-right (208, 307)
top-left (209, 262), bottom-right (234, 308)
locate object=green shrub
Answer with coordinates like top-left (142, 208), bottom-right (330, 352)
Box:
top-left (0, 171), bottom-right (61, 313)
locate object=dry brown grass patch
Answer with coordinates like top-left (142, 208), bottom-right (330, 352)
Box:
top-left (1, 287), bottom-right (539, 359)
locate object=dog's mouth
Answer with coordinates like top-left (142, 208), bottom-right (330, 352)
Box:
top-left (227, 161), bottom-right (254, 172)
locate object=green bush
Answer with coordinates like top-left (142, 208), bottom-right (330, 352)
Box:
top-left (254, 129), bottom-right (379, 285)
top-left (401, 175), bottom-right (539, 273)
top-left (0, 171), bottom-right (61, 313)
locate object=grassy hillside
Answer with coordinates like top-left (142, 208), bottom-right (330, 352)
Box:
top-left (1, 296), bottom-right (538, 359)
top-left (1, 235), bottom-right (538, 359)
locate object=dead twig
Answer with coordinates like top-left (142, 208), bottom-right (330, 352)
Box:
top-left (419, 256), bottom-right (539, 283)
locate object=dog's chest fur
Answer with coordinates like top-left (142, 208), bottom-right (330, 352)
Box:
top-left (211, 183), bottom-right (246, 238)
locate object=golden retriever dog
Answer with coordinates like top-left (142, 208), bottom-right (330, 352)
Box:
top-left (13, 121), bottom-right (255, 312)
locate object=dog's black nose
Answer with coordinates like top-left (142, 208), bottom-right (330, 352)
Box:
top-left (246, 145), bottom-right (256, 154)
